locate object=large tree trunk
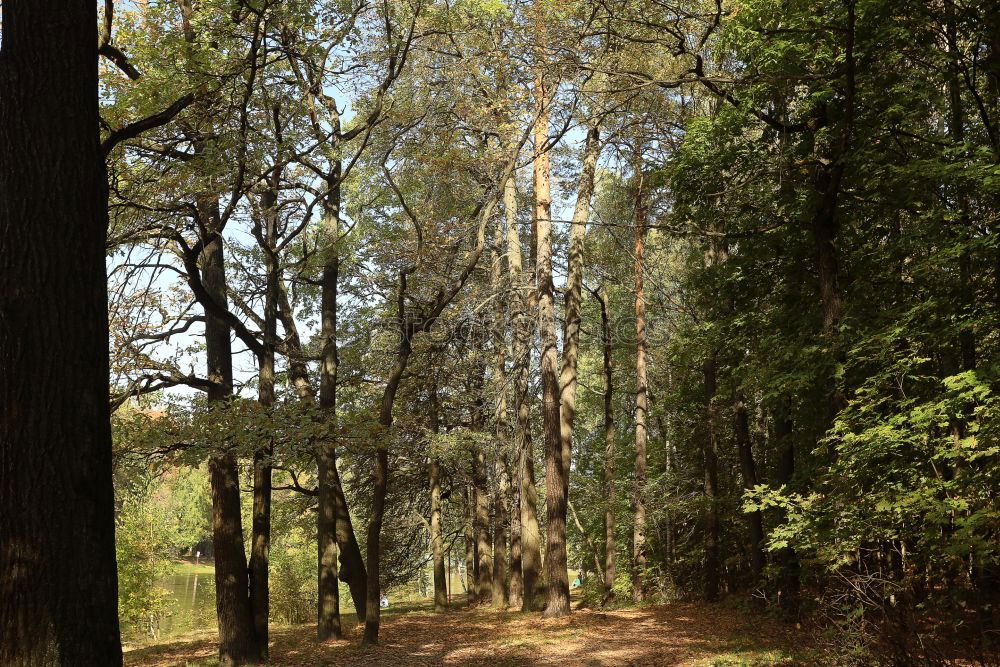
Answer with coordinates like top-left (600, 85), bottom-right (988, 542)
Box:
top-left (0, 5), bottom-right (123, 663)
top-left (201, 198), bottom-right (262, 665)
top-left (506, 174), bottom-right (542, 610)
top-left (317, 171), bottom-right (343, 640)
top-left (594, 287), bottom-right (617, 604)
top-left (535, 63), bottom-right (571, 618)
top-left (734, 395), bottom-right (765, 585)
top-left (632, 171), bottom-right (649, 603)
top-left (249, 187), bottom-right (279, 657)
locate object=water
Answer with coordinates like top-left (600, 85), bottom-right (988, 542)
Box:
top-left (156, 569), bottom-right (217, 639)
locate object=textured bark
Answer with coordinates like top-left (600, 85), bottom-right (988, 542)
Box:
top-left (558, 124), bottom-right (600, 502)
top-left (473, 446), bottom-right (494, 604)
top-left (276, 275), bottom-right (368, 624)
top-left (535, 62), bottom-right (571, 618)
top-left (428, 381), bottom-right (448, 610)
top-left (317, 172), bottom-right (343, 640)
top-left (363, 345), bottom-right (409, 645)
top-left (250, 187), bottom-right (279, 656)
top-left (464, 485), bottom-right (477, 604)
top-left (734, 395), bottom-right (765, 584)
top-left (201, 197), bottom-right (262, 665)
top-left (430, 456), bottom-right (448, 610)
top-left (491, 227), bottom-right (511, 608)
top-left (0, 4), bottom-right (123, 663)
top-left (506, 174), bottom-right (541, 610)
top-left (595, 287), bottom-right (617, 604)
top-left (632, 172), bottom-right (649, 603)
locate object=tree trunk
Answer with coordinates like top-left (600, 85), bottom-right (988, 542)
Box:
top-left (632, 170), bottom-right (649, 603)
top-left (0, 5), bottom-right (123, 663)
top-left (429, 381), bottom-right (448, 610)
top-left (491, 226), bottom-right (511, 608)
top-left (317, 171), bottom-right (344, 640)
top-left (595, 286), bottom-right (617, 604)
top-left (201, 197), bottom-right (262, 665)
top-left (558, 123), bottom-right (600, 502)
top-left (734, 394), bottom-right (765, 585)
top-left (506, 174), bottom-right (542, 610)
top-left (277, 276), bottom-right (369, 624)
top-left (773, 399), bottom-right (800, 614)
top-left (536, 61), bottom-right (571, 616)
top-left (702, 354), bottom-right (722, 602)
top-left (464, 485), bottom-right (477, 604)
top-left (250, 186), bottom-right (279, 656)
top-left (473, 448), bottom-right (494, 604)
top-left (362, 344), bottom-right (409, 645)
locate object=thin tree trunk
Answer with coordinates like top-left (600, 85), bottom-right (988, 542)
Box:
top-left (201, 197), bottom-right (262, 665)
top-left (317, 170), bottom-right (343, 640)
top-left (773, 399), bottom-right (800, 614)
top-left (250, 186), bottom-right (279, 656)
top-left (0, 5), bottom-right (123, 662)
top-left (491, 227), bottom-right (511, 608)
top-left (464, 485), bottom-right (477, 604)
top-left (506, 174), bottom-right (542, 610)
top-left (363, 346), bottom-right (409, 645)
top-left (702, 353), bottom-right (722, 602)
top-left (276, 276), bottom-right (368, 624)
top-left (559, 123), bottom-right (600, 501)
top-left (473, 447), bottom-right (494, 604)
top-left (594, 286), bottom-right (617, 604)
top-left (632, 171), bottom-right (649, 603)
top-left (429, 380), bottom-right (448, 610)
top-left (734, 394), bottom-right (765, 585)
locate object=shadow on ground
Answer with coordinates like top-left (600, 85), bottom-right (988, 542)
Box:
top-left (125, 598), bottom-right (805, 666)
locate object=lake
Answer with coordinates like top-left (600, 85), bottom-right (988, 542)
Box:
top-left (155, 569), bottom-right (216, 639)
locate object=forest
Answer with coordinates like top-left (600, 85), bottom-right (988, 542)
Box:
top-left (1, 0), bottom-right (1000, 665)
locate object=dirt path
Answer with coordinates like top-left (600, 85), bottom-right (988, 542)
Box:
top-left (126, 600), bottom-right (806, 666)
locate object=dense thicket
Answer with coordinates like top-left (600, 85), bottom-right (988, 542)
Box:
top-left (2, 0), bottom-right (1000, 664)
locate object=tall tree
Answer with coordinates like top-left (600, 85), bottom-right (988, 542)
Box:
top-left (0, 3), bottom-right (123, 664)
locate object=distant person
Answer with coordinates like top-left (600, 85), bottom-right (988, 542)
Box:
top-left (380, 593), bottom-right (389, 609)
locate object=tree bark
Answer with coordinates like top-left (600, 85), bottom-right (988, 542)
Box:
top-left (491, 225), bottom-right (511, 608)
top-left (558, 123), bottom-right (600, 502)
top-left (317, 170), bottom-right (344, 640)
top-left (428, 380), bottom-right (448, 610)
top-left (506, 174), bottom-right (542, 610)
top-left (632, 171), bottom-right (649, 603)
top-left (464, 484), bottom-right (477, 604)
top-left (773, 399), bottom-right (800, 614)
top-left (0, 4), bottom-right (123, 663)
top-left (473, 446), bottom-right (494, 604)
top-left (249, 186), bottom-right (279, 656)
top-left (594, 286), bottom-right (617, 604)
top-left (201, 197), bottom-right (262, 665)
top-left (536, 61), bottom-right (571, 617)
top-left (702, 354), bottom-right (722, 602)
top-left (734, 394), bottom-right (765, 585)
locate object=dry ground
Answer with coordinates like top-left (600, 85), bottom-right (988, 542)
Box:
top-left (126, 598), bottom-right (810, 667)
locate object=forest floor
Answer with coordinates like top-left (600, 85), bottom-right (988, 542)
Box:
top-left (125, 596), bottom-right (812, 666)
